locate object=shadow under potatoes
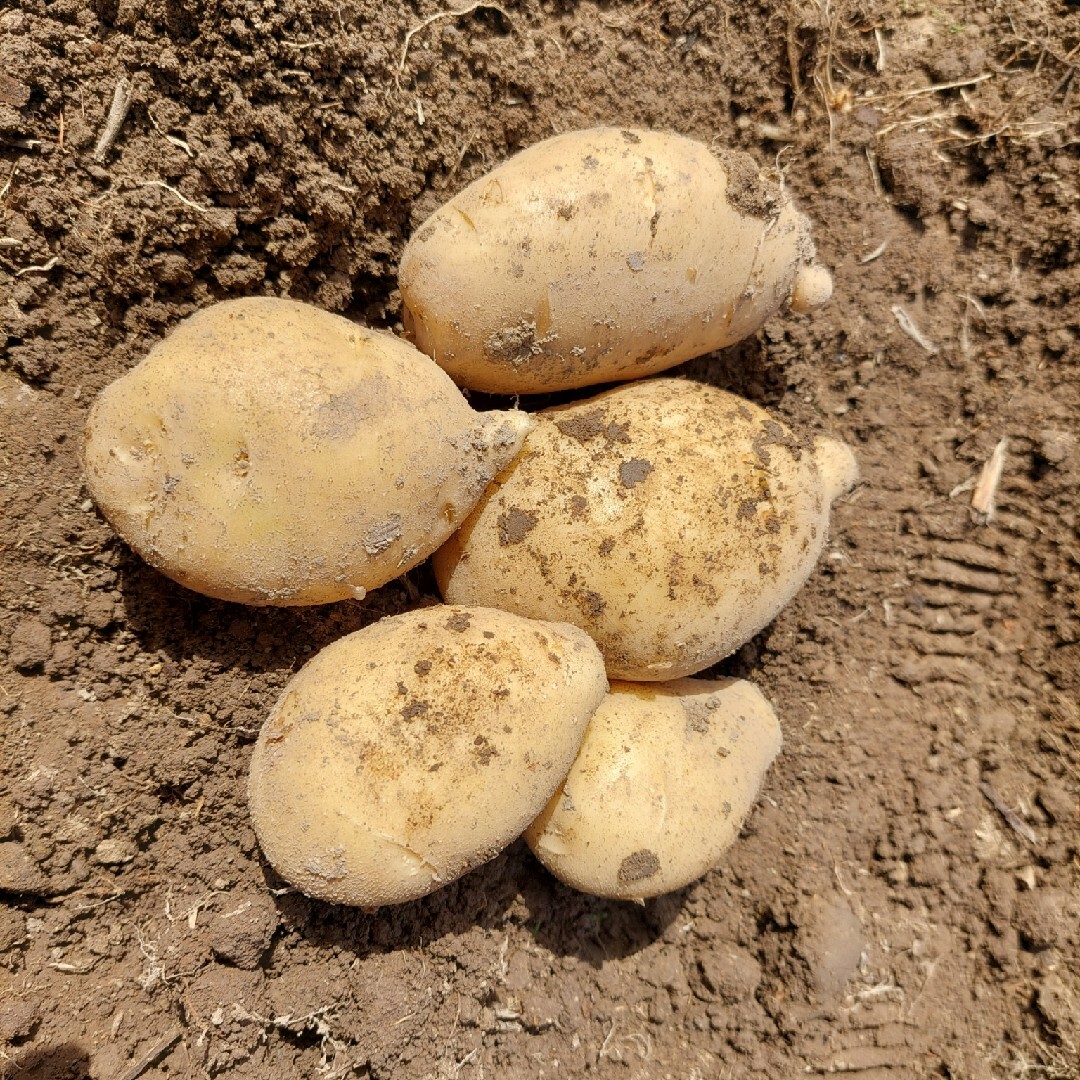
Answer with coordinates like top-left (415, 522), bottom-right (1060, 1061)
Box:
top-left (262, 839), bottom-right (684, 967)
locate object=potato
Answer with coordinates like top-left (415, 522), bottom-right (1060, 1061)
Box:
top-left (525, 678), bottom-right (782, 901)
top-left (82, 297), bottom-right (533, 605)
top-left (433, 378), bottom-right (857, 680)
top-left (399, 126), bottom-right (832, 394)
top-left (247, 605), bottom-right (608, 907)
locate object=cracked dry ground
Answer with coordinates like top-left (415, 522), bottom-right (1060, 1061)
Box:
top-left (1, 1), bottom-right (1078, 1078)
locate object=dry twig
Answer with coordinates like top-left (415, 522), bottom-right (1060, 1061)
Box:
top-left (970, 438), bottom-right (1008, 523)
top-left (862, 72), bottom-right (992, 108)
top-left (93, 75), bottom-right (133, 163)
top-left (115, 1029), bottom-right (182, 1080)
top-left (980, 780), bottom-right (1037, 845)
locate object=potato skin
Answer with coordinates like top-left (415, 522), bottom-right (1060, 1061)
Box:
top-left (399, 126), bottom-right (827, 394)
top-left (433, 379), bottom-right (857, 679)
top-left (82, 298), bottom-right (533, 605)
top-left (525, 678), bottom-right (782, 901)
top-left (246, 606), bottom-right (609, 907)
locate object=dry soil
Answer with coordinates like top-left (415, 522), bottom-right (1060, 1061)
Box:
top-left (1, 1), bottom-right (1078, 1078)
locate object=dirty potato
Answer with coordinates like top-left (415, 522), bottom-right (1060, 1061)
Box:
top-left (433, 379), bottom-right (857, 680)
top-left (399, 126), bottom-right (832, 394)
top-left (247, 606), bottom-right (609, 907)
top-left (525, 678), bottom-right (782, 900)
top-left (82, 297), bottom-right (533, 605)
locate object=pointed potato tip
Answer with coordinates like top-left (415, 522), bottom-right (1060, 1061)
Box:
top-left (815, 437), bottom-right (859, 503)
top-left (476, 409), bottom-right (536, 469)
top-left (790, 263), bottom-right (834, 313)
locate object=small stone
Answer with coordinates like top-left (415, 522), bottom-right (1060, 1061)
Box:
top-left (92, 838), bottom-right (137, 866)
top-left (1016, 866), bottom-right (1037, 891)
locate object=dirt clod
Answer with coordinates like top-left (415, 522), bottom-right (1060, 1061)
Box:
top-left (0, 843), bottom-right (53, 896)
top-left (7, 620), bottom-right (52, 671)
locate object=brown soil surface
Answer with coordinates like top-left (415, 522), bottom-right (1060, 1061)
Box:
top-left (2, 1), bottom-right (1078, 1078)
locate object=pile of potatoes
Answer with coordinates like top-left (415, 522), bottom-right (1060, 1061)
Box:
top-left (82, 128), bottom-right (856, 906)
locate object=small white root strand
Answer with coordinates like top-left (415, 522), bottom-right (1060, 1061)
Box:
top-left (891, 304), bottom-right (939, 354)
top-left (397, 3), bottom-right (512, 86)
